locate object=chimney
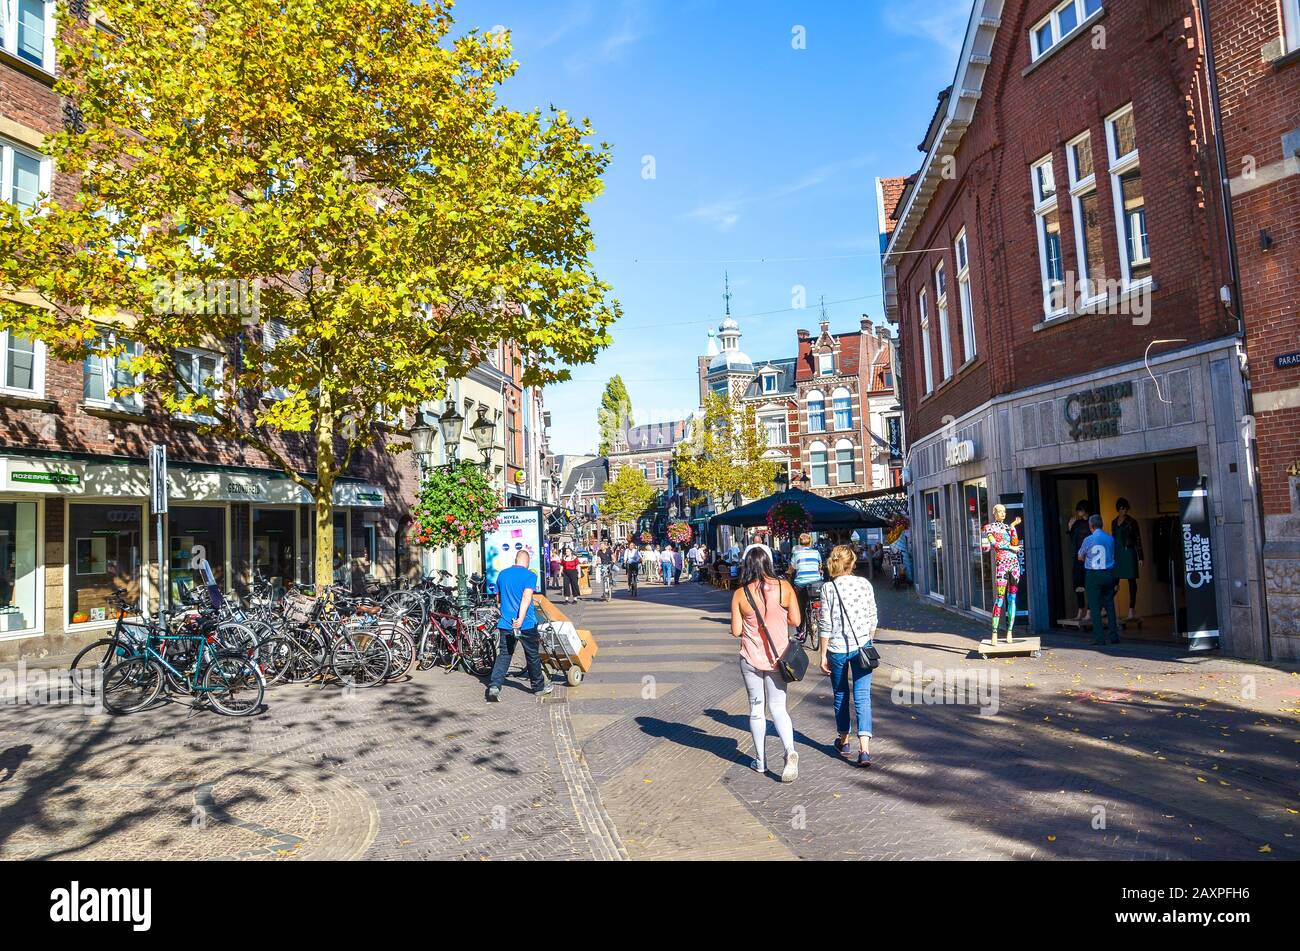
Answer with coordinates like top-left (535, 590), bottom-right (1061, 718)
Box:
top-left (860, 314), bottom-right (873, 334)
top-left (797, 328), bottom-right (811, 341)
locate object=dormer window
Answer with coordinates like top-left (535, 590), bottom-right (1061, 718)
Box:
top-left (818, 352), bottom-right (835, 376)
top-left (762, 371), bottom-right (778, 393)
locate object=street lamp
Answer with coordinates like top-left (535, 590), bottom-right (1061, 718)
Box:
top-left (774, 470), bottom-right (789, 494)
top-left (470, 405), bottom-right (496, 465)
top-left (438, 402), bottom-right (465, 463)
top-left (798, 471), bottom-right (811, 491)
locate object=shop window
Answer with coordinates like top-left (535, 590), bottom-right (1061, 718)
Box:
top-left (964, 479), bottom-right (993, 614)
top-left (252, 508), bottom-right (297, 595)
top-left (68, 503), bottom-right (143, 625)
top-left (167, 506), bottom-right (226, 604)
top-left (923, 490), bottom-right (945, 599)
top-left (0, 501), bottom-right (38, 635)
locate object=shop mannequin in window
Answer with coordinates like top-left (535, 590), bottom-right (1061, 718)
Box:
top-left (984, 505), bottom-right (1023, 643)
top-left (1066, 501), bottom-right (1092, 624)
top-left (1111, 497), bottom-right (1143, 623)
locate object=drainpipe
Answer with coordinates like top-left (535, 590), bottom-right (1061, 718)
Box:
top-left (1197, 0), bottom-right (1271, 656)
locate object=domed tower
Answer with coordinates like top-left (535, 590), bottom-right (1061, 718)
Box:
top-left (705, 274), bottom-right (754, 399)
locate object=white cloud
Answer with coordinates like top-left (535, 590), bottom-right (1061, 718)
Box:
top-left (686, 154), bottom-right (874, 233)
top-left (881, 0), bottom-right (973, 55)
top-left (563, 0), bottom-right (648, 74)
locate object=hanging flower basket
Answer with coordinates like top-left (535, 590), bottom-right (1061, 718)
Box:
top-left (766, 500), bottom-right (810, 539)
top-left (638, 530), bottom-right (654, 544)
top-left (666, 521), bottom-right (692, 545)
top-left (409, 461), bottom-right (502, 549)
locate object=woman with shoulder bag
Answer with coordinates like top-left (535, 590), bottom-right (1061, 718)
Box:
top-left (818, 545), bottom-right (880, 767)
top-left (731, 547), bottom-right (803, 782)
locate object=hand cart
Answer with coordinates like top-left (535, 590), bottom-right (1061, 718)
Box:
top-left (533, 594), bottom-right (598, 687)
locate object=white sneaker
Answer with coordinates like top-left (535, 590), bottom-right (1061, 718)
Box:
top-left (780, 750), bottom-right (799, 783)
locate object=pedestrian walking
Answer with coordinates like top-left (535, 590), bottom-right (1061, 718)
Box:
top-left (548, 547), bottom-right (561, 589)
top-left (659, 545), bottom-right (674, 585)
top-left (818, 545), bottom-right (878, 767)
top-left (560, 546), bottom-right (581, 604)
top-left (730, 547), bottom-right (802, 782)
top-left (1078, 514), bottom-right (1120, 645)
top-left (486, 550), bottom-right (551, 701)
top-left (672, 545), bottom-right (683, 584)
top-left (787, 532), bottom-right (824, 636)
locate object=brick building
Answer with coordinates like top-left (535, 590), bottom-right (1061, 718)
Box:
top-left (1205, 0), bottom-right (1300, 656)
top-left (880, 0), bottom-right (1270, 658)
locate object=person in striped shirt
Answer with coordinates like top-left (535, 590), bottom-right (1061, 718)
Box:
top-left (788, 533), bottom-right (824, 636)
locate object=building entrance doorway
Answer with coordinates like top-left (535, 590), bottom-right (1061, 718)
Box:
top-left (1040, 452), bottom-right (1198, 642)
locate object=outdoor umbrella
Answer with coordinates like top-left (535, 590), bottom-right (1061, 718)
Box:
top-left (708, 487), bottom-right (889, 533)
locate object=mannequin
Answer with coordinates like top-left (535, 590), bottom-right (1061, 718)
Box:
top-left (984, 504), bottom-right (1023, 643)
top-left (1111, 497), bottom-right (1143, 622)
top-left (1066, 501), bottom-right (1092, 623)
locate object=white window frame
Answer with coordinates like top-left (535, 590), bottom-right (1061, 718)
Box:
top-left (173, 347), bottom-right (224, 423)
top-left (1030, 0), bottom-right (1102, 61)
top-left (1066, 130), bottom-right (1106, 306)
top-left (806, 389), bottom-right (826, 433)
top-left (0, 329), bottom-right (45, 397)
top-left (262, 318), bottom-right (291, 401)
top-left (1284, 0), bottom-right (1300, 53)
top-left (918, 289), bottom-right (934, 394)
top-left (818, 351), bottom-right (835, 376)
top-left (955, 228), bottom-right (976, 363)
top-left (0, 137), bottom-right (52, 214)
top-left (834, 438), bottom-right (855, 485)
top-left (1032, 153), bottom-right (1066, 318)
top-left (762, 371), bottom-right (777, 393)
top-left (760, 413), bottom-right (787, 448)
top-left (83, 330), bottom-right (143, 411)
top-left (655, 460), bottom-right (664, 480)
top-left (1106, 103), bottom-right (1151, 289)
top-left (808, 442), bottom-right (829, 488)
top-left (934, 261), bottom-right (952, 380)
top-left (831, 386), bottom-right (853, 431)
top-left (2, 0), bottom-right (57, 74)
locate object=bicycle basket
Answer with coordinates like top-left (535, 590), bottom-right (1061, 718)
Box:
top-left (282, 593), bottom-right (319, 625)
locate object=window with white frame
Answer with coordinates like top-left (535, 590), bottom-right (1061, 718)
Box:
top-left (808, 442), bottom-right (829, 487)
top-left (0, 330), bottom-right (43, 395)
top-left (831, 386), bottom-right (853, 430)
top-left (918, 288), bottom-right (934, 394)
top-left (762, 370), bottom-right (778, 392)
top-left (1066, 131), bottom-right (1108, 304)
top-left (818, 351), bottom-right (835, 376)
top-left (1106, 104), bottom-right (1150, 286)
top-left (806, 390), bottom-right (826, 432)
top-left (761, 413), bottom-right (787, 447)
top-left (84, 330), bottom-right (143, 410)
top-left (1284, 0), bottom-right (1300, 53)
top-left (174, 348), bottom-right (223, 421)
top-left (1, 138), bottom-right (50, 214)
top-left (834, 439), bottom-right (855, 484)
top-left (655, 460), bottom-right (664, 480)
top-left (262, 318), bottom-right (291, 401)
top-left (1030, 0), bottom-right (1103, 61)
top-left (934, 261), bottom-right (953, 380)
top-left (955, 228), bottom-right (976, 362)
top-left (2, 0), bottom-right (57, 72)
top-left (1032, 154), bottom-right (1066, 317)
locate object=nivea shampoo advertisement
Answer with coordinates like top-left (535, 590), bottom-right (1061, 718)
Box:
top-left (482, 506), bottom-right (545, 595)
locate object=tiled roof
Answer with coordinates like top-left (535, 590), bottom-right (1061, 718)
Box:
top-left (621, 419), bottom-right (690, 452)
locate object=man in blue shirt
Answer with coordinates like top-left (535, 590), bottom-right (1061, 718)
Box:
top-left (1077, 514), bottom-right (1119, 645)
top-left (487, 550), bottom-right (551, 701)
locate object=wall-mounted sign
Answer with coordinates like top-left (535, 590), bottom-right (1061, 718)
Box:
top-left (12, 470), bottom-right (79, 486)
top-left (1065, 380), bottom-right (1133, 442)
top-left (221, 477), bottom-right (267, 502)
top-left (1275, 351), bottom-right (1300, 370)
top-left (944, 437), bottom-right (976, 467)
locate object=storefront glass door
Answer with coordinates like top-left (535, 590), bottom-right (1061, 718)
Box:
top-left (923, 489), bottom-right (945, 599)
top-left (0, 501), bottom-right (38, 634)
top-left (252, 508), bottom-right (297, 595)
top-left (962, 479), bottom-right (992, 613)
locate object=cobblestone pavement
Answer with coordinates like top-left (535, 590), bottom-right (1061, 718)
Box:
top-left (1, 574), bottom-right (1296, 860)
top-left (563, 573), bottom-right (1300, 860)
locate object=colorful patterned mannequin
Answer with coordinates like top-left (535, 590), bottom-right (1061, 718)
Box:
top-left (984, 505), bottom-right (1023, 642)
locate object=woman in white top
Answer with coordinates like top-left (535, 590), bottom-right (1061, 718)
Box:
top-left (818, 545), bottom-right (878, 767)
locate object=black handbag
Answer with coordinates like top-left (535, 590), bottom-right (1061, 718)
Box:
top-left (830, 578), bottom-right (881, 671)
top-left (743, 583), bottom-right (808, 683)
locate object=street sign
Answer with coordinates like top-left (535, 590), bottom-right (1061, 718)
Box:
top-left (148, 444), bottom-right (168, 515)
top-left (1275, 351), bottom-right (1300, 370)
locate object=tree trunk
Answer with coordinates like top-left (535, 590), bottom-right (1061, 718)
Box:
top-left (314, 390), bottom-right (337, 592)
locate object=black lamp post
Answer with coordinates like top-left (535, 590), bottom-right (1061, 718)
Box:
top-left (470, 405), bottom-right (497, 465)
top-left (774, 470), bottom-right (789, 494)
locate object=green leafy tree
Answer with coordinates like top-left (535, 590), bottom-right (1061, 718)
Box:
top-left (596, 374), bottom-right (633, 455)
top-left (600, 465), bottom-right (657, 530)
top-left (673, 392), bottom-right (777, 512)
top-left (0, 0), bottom-right (619, 588)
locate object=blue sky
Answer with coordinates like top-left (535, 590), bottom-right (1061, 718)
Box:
top-left (455, 0), bottom-right (971, 454)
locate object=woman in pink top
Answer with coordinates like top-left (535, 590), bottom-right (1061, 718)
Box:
top-left (730, 547), bottom-right (802, 782)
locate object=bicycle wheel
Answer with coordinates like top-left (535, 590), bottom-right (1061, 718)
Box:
top-left (332, 632), bottom-right (391, 688)
top-left (216, 622), bottom-right (259, 656)
top-left (202, 654), bottom-right (265, 716)
top-left (381, 590), bottom-right (427, 630)
top-left (463, 629), bottom-right (498, 678)
top-left (806, 615), bottom-right (821, 652)
top-left (69, 638), bottom-right (125, 696)
top-left (380, 621), bottom-right (415, 681)
top-left (254, 636), bottom-right (295, 686)
top-left (102, 656), bottom-right (164, 714)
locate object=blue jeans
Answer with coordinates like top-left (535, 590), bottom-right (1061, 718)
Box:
top-left (828, 651), bottom-right (873, 737)
top-left (489, 627), bottom-right (546, 692)
top-left (661, 564), bottom-right (672, 584)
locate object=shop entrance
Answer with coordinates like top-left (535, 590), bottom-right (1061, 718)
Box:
top-left (1040, 452), bottom-right (1198, 642)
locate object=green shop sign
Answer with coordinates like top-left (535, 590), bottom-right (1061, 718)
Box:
top-left (12, 471), bottom-right (80, 486)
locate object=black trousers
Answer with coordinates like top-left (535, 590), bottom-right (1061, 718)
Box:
top-left (488, 628), bottom-right (546, 691)
top-left (563, 568), bottom-right (580, 598)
